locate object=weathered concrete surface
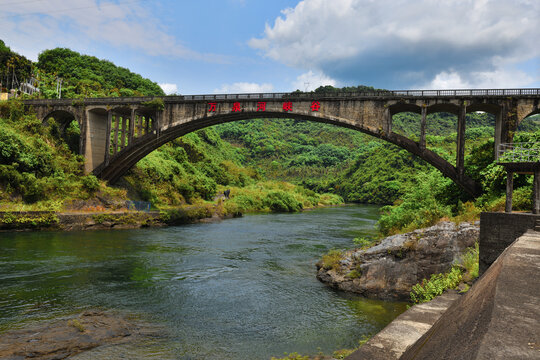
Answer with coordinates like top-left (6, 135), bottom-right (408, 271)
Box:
top-left (0, 310), bottom-right (153, 360)
top-left (399, 230), bottom-right (540, 360)
top-left (479, 212), bottom-right (539, 274)
top-left (346, 291), bottom-right (461, 360)
top-left (317, 222), bottom-right (478, 300)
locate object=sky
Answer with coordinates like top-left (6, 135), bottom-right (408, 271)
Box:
top-left (1, 0), bottom-right (539, 94)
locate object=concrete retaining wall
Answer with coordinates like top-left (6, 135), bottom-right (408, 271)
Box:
top-left (479, 212), bottom-right (539, 274)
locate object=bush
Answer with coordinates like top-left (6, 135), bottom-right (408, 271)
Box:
top-left (410, 267), bottom-right (463, 304)
top-left (264, 190), bottom-right (303, 212)
top-left (81, 175), bottom-right (100, 193)
top-left (410, 243), bottom-right (479, 304)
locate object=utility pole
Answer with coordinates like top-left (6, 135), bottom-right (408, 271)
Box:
top-left (56, 77), bottom-right (63, 98)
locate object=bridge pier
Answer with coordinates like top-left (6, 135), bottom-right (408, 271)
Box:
top-left (419, 106), bottom-right (427, 150)
top-left (456, 103), bottom-right (466, 175)
top-left (84, 108), bottom-right (110, 174)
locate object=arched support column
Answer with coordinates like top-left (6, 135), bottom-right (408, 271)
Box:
top-left (420, 105), bottom-right (427, 150)
top-left (456, 103), bottom-right (466, 176)
top-left (506, 171), bottom-right (513, 213)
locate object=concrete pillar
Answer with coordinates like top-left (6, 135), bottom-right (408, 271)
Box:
top-left (456, 104), bottom-right (466, 176)
top-left (533, 170), bottom-right (540, 214)
top-left (112, 114), bottom-right (120, 155)
top-left (420, 106), bottom-right (427, 150)
top-left (84, 109), bottom-right (109, 173)
top-left (384, 107), bottom-right (392, 134)
top-left (104, 110), bottom-right (112, 165)
top-left (155, 110), bottom-right (161, 136)
top-left (129, 108), bottom-right (135, 145)
top-left (494, 110), bottom-right (502, 160)
top-left (506, 171), bottom-right (514, 213)
top-left (120, 115), bottom-right (127, 150)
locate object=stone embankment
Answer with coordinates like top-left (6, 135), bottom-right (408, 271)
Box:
top-left (0, 205), bottom-right (239, 232)
top-left (317, 221), bottom-right (479, 300)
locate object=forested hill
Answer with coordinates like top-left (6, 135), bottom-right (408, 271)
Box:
top-left (1, 40), bottom-right (163, 98)
top-left (36, 48), bottom-right (164, 98)
top-left (0, 40), bottom-right (32, 91)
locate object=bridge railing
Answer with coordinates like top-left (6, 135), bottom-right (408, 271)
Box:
top-left (498, 142), bottom-right (540, 163)
top-left (21, 88), bottom-right (540, 105)
top-left (182, 88), bottom-right (539, 100)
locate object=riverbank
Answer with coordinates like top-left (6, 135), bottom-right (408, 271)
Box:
top-left (0, 205), bottom-right (239, 232)
top-left (0, 198), bottom-right (352, 232)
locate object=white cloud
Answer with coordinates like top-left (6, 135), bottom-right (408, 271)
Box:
top-left (250, 0), bottom-right (540, 89)
top-left (213, 82), bottom-right (274, 94)
top-left (428, 69), bottom-right (535, 90)
top-left (292, 71), bottom-right (336, 91)
top-left (2, 0), bottom-right (225, 62)
top-left (159, 83), bottom-right (178, 95)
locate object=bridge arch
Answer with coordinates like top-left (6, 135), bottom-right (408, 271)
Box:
top-left (388, 103), bottom-right (421, 115)
top-left (42, 109), bottom-right (77, 130)
top-left (94, 110), bottom-right (481, 197)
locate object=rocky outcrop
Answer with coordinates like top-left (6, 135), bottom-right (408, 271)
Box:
top-left (316, 221), bottom-right (479, 300)
top-left (0, 310), bottom-right (156, 360)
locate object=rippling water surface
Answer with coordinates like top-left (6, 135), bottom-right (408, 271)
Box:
top-left (0, 205), bottom-right (407, 359)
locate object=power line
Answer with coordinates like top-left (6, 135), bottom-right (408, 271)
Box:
top-left (0, 0), bottom-right (151, 19)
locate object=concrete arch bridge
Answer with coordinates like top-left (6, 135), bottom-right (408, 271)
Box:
top-left (24, 88), bottom-right (540, 197)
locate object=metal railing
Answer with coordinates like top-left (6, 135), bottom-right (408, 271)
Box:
top-left (19, 89), bottom-right (540, 105)
top-left (498, 142), bottom-right (540, 163)
top-left (180, 88), bottom-right (540, 100)
top-left (21, 88), bottom-right (540, 105)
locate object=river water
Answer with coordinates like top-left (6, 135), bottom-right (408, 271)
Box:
top-left (0, 205), bottom-right (406, 359)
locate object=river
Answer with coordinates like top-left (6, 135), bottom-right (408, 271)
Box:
top-left (0, 205), bottom-right (407, 359)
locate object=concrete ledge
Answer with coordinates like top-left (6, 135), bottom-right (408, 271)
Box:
top-left (346, 292), bottom-right (461, 360)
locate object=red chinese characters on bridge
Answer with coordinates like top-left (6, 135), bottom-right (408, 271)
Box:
top-left (282, 102), bottom-right (293, 112)
top-left (232, 102), bottom-right (242, 112)
top-left (207, 101), bottom-right (321, 112)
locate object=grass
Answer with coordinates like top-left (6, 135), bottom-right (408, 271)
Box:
top-left (67, 319), bottom-right (85, 332)
top-left (410, 242), bottom-right (479, 304)
top-left (318, 249), bottom-right (343, 271)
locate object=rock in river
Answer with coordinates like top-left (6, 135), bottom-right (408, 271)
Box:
top-left (316, 221), bottom-right (479, 300)
top-left (0, 310), bottom-right (154, 360)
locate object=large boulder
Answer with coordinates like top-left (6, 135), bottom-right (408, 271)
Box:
top-left (316, 221), bottom-right (479, 300)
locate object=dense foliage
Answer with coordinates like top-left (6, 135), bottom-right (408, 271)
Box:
top-left (0, 40), bottom-right (33, 92)
top-left (36, 48), bottom-right (164, 98)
